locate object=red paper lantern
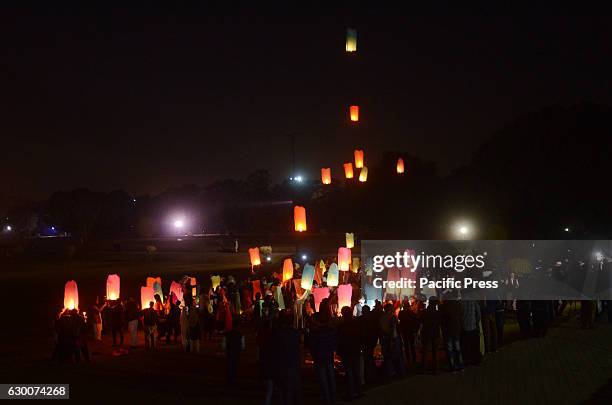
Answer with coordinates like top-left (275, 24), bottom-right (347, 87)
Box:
top-left (338, 247), bottom-right (352, 271)
top-left (397, 158), bottom-right (405, 174)
top-left (63, 280), bottom-right (79, 310)
top-left (354, 150), bottom-right (364, 169)
top-left (321, 168), bottom-right (331, 185)
top-left (249, 247), bottom-right (261, 267)
top-left (349, 105), bottom-right (359, 122)
top-left (294, 205), bottom-right (307, 232)
top-left (344, 163), bottom-right (354, 179)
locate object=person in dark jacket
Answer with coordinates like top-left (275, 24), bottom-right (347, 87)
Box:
top-left (108, 299), bottom-right (124, 347)
top-left (337, 306), bottom-right (362, 400)
top-left (308, 311), bottom-right (337, 405)
top-left (480, 299), bottom-right (498, 352)
top-left (272, 311), bottom-right (301, 405)
top-left (223, 318), bottom-right (245, 385)
top-left (440, 293), bottom-right (463, 371)
top-left (420, 296), bottom-right (442, 373)
top-left (359, 305), bottom-right (378, 385)
top-left (398, 298), bottom-right (420, 366)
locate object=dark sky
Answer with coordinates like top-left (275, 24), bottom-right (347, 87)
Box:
top-left (2, 6), bottom-right (612, 208)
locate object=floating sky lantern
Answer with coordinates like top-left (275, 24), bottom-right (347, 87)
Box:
top-left (321, 168), bottom-right (331, 185)
top-left (397, 158), bottom-right (405, 174)
top-left (313, 287), bottom-right (330, 312)
top-left (359, 166), bottom-right (368, 182)
top-left (349, 105), bottom-right (359, 122)
top-left (249, 247), bottom-right (261, 267)
top-left (351, 256), bottom-right (360, 273)
top-left (283, 258), bottom-right (294, 282)
top-left (301, 263), bottom-right (315, 290)
top-left (338, 247), bottom-right (352, 271)
top-left (294, 205), bottom-right (307, 232)
top-left (345, 233), bottom-right (354, 249)
top-left (327, 263), bottom-right (339, 287)
top-left (210, 275), bottom-right (221, 290)
top-left (141, 286), bottom-right (155, 310)
top-left (337, 284), bottom-right (353, 311)
top-left (346, 28), bottom-right (357, 52)
top-left (169, 281), bottom-right (183, 305)
top-left (354, 150), bottom-right (364, 169)
top-left (106, 274), bottom-right (120, 301)
top-left (344, 163), bottom-right (354, 179)
top-left (63, 280), bottom-right (79, 310)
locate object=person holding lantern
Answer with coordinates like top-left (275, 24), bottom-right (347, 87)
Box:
top-left (91, 296), bottom-right (106, 341)
top-left (125, 297), bottom-right (140, 349)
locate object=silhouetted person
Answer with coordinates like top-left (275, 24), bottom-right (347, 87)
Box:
top-left (420, 297), bottom-right (442, 373)
top-left (125, 297), bottom-right (139, 348)
top-left (398, 299), bottom-right (420, 366)
top-left (272, 311), bottom-right (301, 404)
top-left (223, 318), bottom-right (245, 385)
top-left (337, 306), bottom-right (362, 400)
top-left (308, 311), bottom-right (337, 405)
top-left (461, 299), bottom-right (482, 366)
top-left (142, 301), bottom-right (158, 350)
top-left (108, 300), bottom-right (124, 346)
top-left (440, 294), bottom-right (463, 371)
top-left (359, 305), bottom-right (378, 385)
top-left (480, 299), bottom-right (497, 352)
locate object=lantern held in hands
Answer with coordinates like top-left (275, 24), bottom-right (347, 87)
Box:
top-left (354, 150), bottom-right (364, 169)
top-left (313, 287), bottom-right (330, 312)
top-left (349, 105), bottom-right (359, 122)
top-left (344, 163), bottom-right (354, 179)
top-left (294, 206), bottom-right (307, 232)
top-left (169, 281), bottom-right (183, 305)
top-left (210, 275), bottom-right (221, 290)
top-left (106, 274), bottom-right (120, 301)
top-left (337, 284), bottom-right (353, 311)
top-left (283, 258), bottom-right (294, 282)
top-left (301, 263), bottom-right (315, 290)
top-left (346, 28), bottom-right (357, 52)
top-left (141, 286), bottom-right (155, 310)
top-left (249, 247), bottom-right (261, 267)
top-left (321, 168), bottom-right (331, 185)
top-left (64, 280), bottom-right (79, 310)
top-left (396, 158), bottom-right (405, 174)
top-left (327, 263), bottom-right (339, 287)
top-left (345, 233), bottom-right (354, 249)
top-left (338, 247), bottom-right (352, 271)
top-left (359, 166), bottom-right (368, 182)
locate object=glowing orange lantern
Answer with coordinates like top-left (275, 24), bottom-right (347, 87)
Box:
top-left (359, 166), bottom-right (368, 182)
top-left (344, 163), bottom-right (354, 179)
top-left (327, 263), bottom-right (339, 287)
top-left (338, 247), bottom-right (351, 271)
top-left (345, 233), bottom-right (354, 249)
top-left (63, 280), bottom-right (79, 310)
top-left (346, 28), bottom-right (357, 52)
top-left (294, 205), bottom-right (307, 232)
top-left (301, 263), bottom-right (315, 290)
top-left (249, 247), bottom-right (261, 267)
top-left (146, 276), bottom-right (163, 298)
top-left (282, 258), bottom-right (294, 282)
top-left (349, 105), bottom-right (359, 122)
top-left (338, 284), bottom-right (353, 311)
top-left (354, 150), bottom-right (364, 169)
top-left (106, 274), bottom-right (120, 300)
top-left (321, 168), bottom-right (331, 185)
top-left (351, 256), bottom-right (360, 273)
top-left (141, 286), bottom-right (155, 310)
top-left (397, 158), bottom-right (405, 174)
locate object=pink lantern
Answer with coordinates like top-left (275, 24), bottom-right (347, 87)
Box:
top-left (63, 280), bottom-right (79, 310)
top-left (141, 286), bottom-right (155, 309)
top-left (338, 247), bottom-right (352, 272)
top-left (312, 287), bottom-right (330, 312)
top-left (337, 284), bottom-right (353, 311)
top-left (169, 281), bottom-right (183, 305)
top-left (106, 274), bottom-right (120, 300)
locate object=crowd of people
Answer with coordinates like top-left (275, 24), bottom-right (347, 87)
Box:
top-left (51, 267), bottom-right (612, 404)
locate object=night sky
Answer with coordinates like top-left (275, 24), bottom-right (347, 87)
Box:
top-left (3, 6), bottom-right (612, 208)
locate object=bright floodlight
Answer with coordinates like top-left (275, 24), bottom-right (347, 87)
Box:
top-left (301, 254), bottom-right (307, 260)
top-left (452, 220), bottom-right (474, 239)
top-left (5, 225), bottom-right (12, 232)
top-left (564, 227), bottom-right (570, 232)
top-left (294, 175), bottom-right (303, 183)
top-left (174, 219), bottom-right (184, 229)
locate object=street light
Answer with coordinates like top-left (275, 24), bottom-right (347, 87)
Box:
top-left (451, 220), bottom-right (474, 240)
top-left (4, 225), bottom-right (12, 232)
